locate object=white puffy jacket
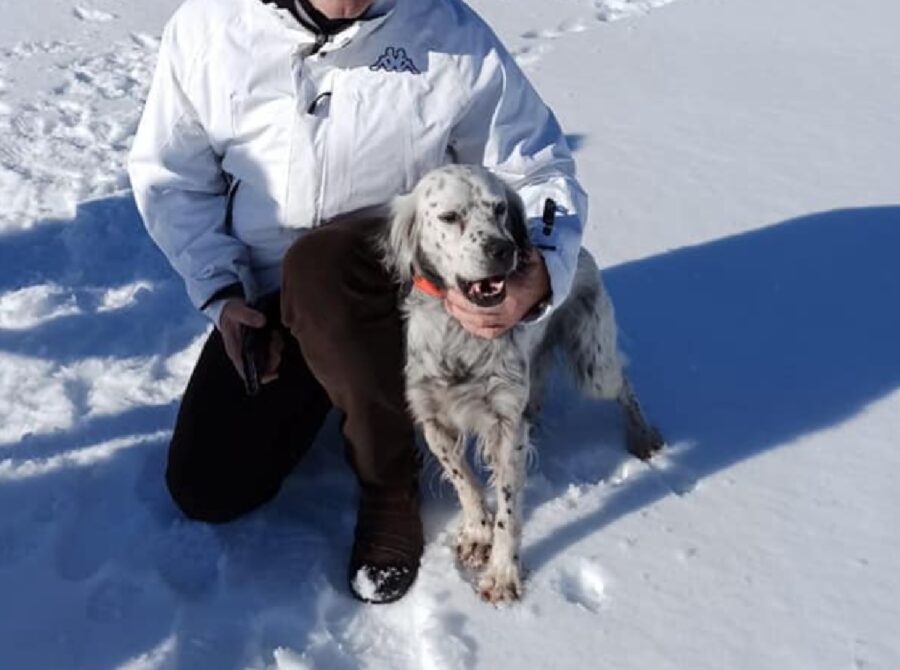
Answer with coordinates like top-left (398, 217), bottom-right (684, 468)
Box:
top-left (128, 0), bottom-right (588, 325)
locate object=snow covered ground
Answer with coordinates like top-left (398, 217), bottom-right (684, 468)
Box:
top-left (1, 0), bottom-right (899, 668)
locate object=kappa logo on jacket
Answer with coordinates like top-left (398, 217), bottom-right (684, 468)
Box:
top-left (370, 47), bottom-right (420, 74)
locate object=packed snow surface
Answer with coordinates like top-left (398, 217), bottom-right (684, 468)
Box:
top-left (1, 0), bottom-right (899, 668)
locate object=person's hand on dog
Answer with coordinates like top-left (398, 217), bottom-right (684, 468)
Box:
top-left (220, 298), bottom-right (284, 384)
top-left (444, 248), bottom-right (551, 339)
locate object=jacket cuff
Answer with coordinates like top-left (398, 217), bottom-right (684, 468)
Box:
top-left (199, 281), bottom-right (245, 328)
top-left (199, 281), bottom-right (245, 310)
top-left (202, 299), bottom-right (229, 329)
top-left (534, 247), bottom-right (568, 319)
top-left (526, 217), bottom-right (581, 323)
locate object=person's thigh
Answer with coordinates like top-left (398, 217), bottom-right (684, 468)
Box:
top-left (281, 213), bottom-right (419, 490)
top-left (165, 324), bottom-right (332, 523)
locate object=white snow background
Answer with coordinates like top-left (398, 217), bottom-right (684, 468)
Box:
top-left (1, 0), bottom-right (899, 668)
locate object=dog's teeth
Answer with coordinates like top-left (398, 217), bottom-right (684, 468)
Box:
top-left (477, 278), bottom-right (504, 297)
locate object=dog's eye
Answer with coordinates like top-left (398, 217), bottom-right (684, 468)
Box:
top-left (438, 211), bottom-right (460, 224)
top-left (494, 202), bottom-right (507, 218)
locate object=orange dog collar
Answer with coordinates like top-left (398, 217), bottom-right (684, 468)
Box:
top-left (412, 275), bottom-right (447, 299)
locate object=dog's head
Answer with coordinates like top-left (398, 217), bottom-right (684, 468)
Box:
top-left (384, 165), bottom-right (531, 307)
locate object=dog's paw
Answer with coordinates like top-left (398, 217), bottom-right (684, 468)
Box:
top-left (456, 520), bottom-right (493, 570)
top-left (478, 562), bottom-right (523, 604)
top-left (626, 422), bottom-right (665, 461)
top-left (457, 538), bottom-right (492, 570)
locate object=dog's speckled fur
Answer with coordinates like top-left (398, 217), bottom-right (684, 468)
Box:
top-left (381, 165), bottom-right (662, 603)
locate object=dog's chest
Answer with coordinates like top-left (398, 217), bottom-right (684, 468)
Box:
top-left (404, 304), bottom-right (537, 430)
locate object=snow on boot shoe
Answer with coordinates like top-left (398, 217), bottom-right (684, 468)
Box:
top-left (348, 486), bottom-right (423, 604)
top-left (349, 563), bottom-right (418, 604)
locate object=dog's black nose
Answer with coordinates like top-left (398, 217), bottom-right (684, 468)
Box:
top-left (483, 238), bottom-right (516, 265)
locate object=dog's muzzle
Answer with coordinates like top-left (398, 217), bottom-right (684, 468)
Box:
top-left (455, 237), bottom-right (519, 307)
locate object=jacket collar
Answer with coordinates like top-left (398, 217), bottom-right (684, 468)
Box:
top-left (259, 0), bottom-right (395, 45)
top-left (294, 0), bottom-right (354, 34)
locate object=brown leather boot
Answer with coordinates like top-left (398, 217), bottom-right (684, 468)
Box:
top-left (348, 483), bottom-right (424, 604)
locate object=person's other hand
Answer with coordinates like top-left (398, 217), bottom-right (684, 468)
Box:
top-left (219, 298), bottom-right (284, 384)
top-left (443, 248), bottom-right (551, 339)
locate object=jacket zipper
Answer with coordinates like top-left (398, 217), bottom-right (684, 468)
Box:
top-left (309, 32), bottom-right (328, 56)
top-left (289, 33), bottom-right (329, 227)
top-left (313, 69), bottom-right (332, 227)
top-left (298, 33), bottom-right (330, 226)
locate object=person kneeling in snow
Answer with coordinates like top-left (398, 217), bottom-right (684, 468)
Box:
top-left (128, 0), bottom-right (586, 603)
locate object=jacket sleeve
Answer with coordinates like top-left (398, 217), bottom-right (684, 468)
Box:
top-left (127, 19), bottom-right (252, 326)
top-left (448, 32), bottom-right (589, 316)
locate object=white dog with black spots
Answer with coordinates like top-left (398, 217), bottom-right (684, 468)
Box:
top-left (381, 164), bottom-right (663, 603)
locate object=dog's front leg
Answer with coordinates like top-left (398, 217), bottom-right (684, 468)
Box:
top-left (423, 420), bottom-right (493, 570)
top-left (478, 420), bottom-right (528, 604)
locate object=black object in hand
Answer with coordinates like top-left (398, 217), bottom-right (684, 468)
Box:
top-left (241, 323), bottom-right (270, 397)
top-left (238, 291), bottom-right (281, 397)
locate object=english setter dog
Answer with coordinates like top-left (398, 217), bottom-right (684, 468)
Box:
top-left (381, 165), bottom-right (663, 603)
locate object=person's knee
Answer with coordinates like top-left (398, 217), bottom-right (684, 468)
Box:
top-left (283, 225), bottom-right (359, 290)
top-left (165, 461), bottom-right (238, 524)
top-left (165, 444), bottom-right (279, 524)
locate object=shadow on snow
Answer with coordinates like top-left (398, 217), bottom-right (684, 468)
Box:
top-left (527, 205), bottom-right (900, 569)
top-left (0, 195), bottom-right (205, 363)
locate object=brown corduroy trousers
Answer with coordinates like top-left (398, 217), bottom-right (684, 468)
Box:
top-left (165, 214), bottom-right (418, 523)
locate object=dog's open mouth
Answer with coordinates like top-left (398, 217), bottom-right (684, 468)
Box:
top-left (457, 276), bottom-right (507, 307)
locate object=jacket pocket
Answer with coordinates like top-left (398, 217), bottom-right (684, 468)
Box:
top-left (318, 74), bottom-right (419, 221)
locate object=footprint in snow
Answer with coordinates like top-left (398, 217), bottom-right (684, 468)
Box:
top-left (514, 17), bottom-right (590, 68)
top-left (558, 17), bottom-right (589, 34)
top-left (54, 506), bottom-right (116, 581)
top-left (594, 0), bottom-right (681, 23)
top-left (409, 590), bottom-right (477, 670)
top-left (608, 443), bottom-right (699, 498)
top-left (53, 461), bottom-right (150, 583)
top-left (511, 42), bottom-right (551, 69)
top-left (0, 523), bottom-right (43, 568)
top-left (645, 445), bottom-right (699, 497)
top-left (557, 559), bottom-right (607, 614)
top-left (73, 7), bottom-right (116, 23)
top-left (130, 32), bottom-right (161, 50)
top-left (679, 546), bottom-right (699, 561)
top-left (173, 617), bottom-right (249, 670)
top-left (5, 41), bottom-right (72, 60)
top-left (0, 492), bottom-right (66, 569)
top-left (521, 19), bottom-right (588, 41)
top-left (153, 520), bottom-right (221, 600)
top-left (274, 643), bottom-right (358, 670)
top-left (220, 520), bottom-right (325, 600)
top-left (86, 574), bottom-right (143, 623)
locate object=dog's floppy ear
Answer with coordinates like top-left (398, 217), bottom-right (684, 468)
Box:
top-left (382, 192), bottom-right (419, 282)
top-left (503, 184), bottom-right (532, 255)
